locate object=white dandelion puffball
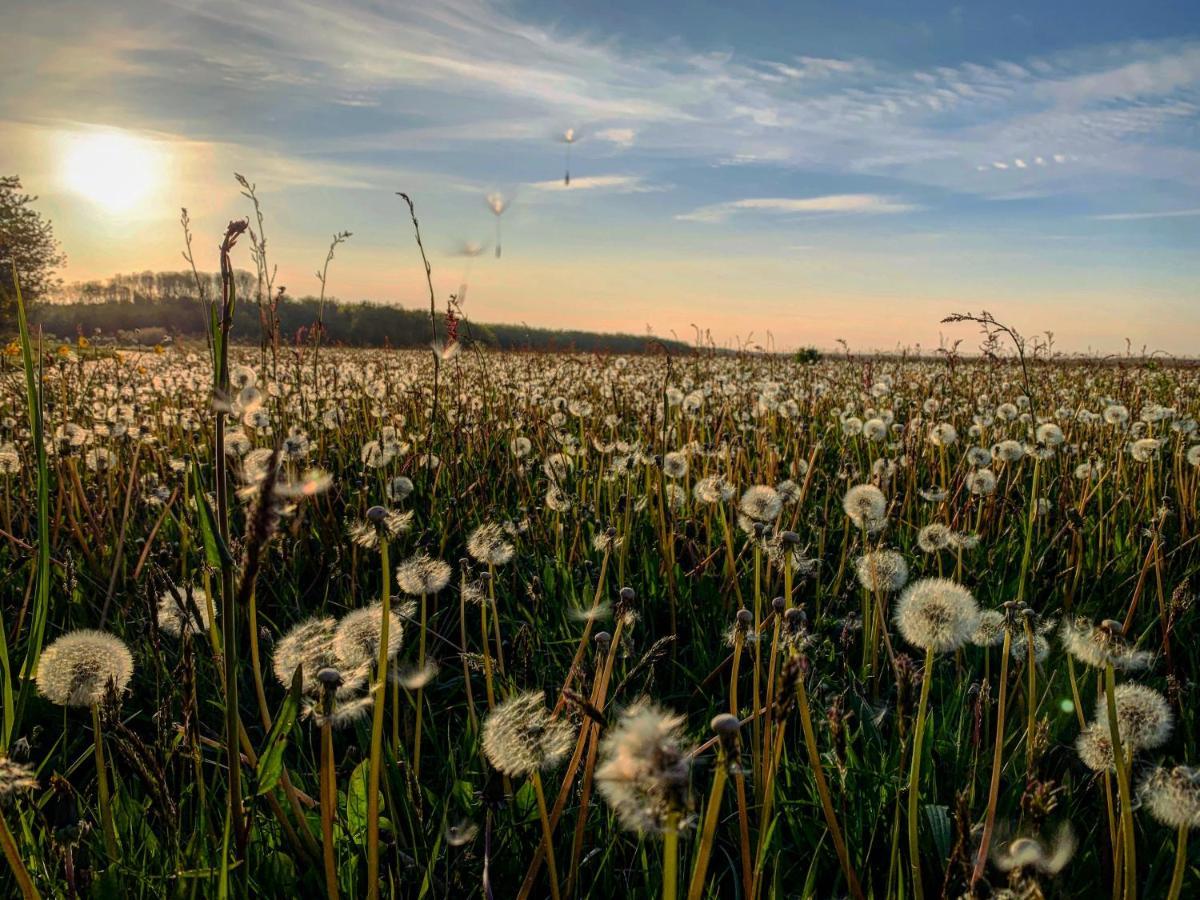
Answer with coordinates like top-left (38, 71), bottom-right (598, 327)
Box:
top-left (37, 630), bottom-right (135, 707)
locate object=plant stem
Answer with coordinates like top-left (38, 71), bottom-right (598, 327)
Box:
top-left (92, 704), bottom-right (118, 861)
top-left (796, 660), bottom-right (865, 900)
top-left (663, 814), bottom-right (680, 900)
top-left (366, 535), bottom-right (390, 900)
top-left (530, 771), bottom-right (561, 900)
top-left (1105, 663), bottom-right (1137, 900)
top-left (0, 809), bottom-right (40, 899)
top-left (1168, 824), bottom-right (1188, 900)
top-left (687, 757), bottom-right (727, 900)
top-left (908, 646), bottom-right (935, 900)
top-left (320, 713), bottom-right (339, 900)
top-left (971, 628), bottom-right (1012, 888)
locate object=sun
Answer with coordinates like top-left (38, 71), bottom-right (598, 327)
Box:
top-left (60, 129), bottom-right (165, 213)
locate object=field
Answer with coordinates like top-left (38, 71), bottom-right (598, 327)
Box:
top-left (1, 334), bottom-right (1198, 899)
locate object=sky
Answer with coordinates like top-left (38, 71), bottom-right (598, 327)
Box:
top-left (3, 0), bottom-right (1199, 353)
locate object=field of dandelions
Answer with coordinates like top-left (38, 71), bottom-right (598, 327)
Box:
top-left (1, 334), bottom-right (1199, 899)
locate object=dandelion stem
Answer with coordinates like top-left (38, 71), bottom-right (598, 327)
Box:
top-left (1105, 663), bottom-right (1137, 900)
top-left (530, 771), bottom-right (561, 900)
top-left (971, 627), bottom-right (1011, 888)
top-left (320, 710), bottom-right (339, 900)
top-left (663, 814), bottom-right (680, 900)
top-left (686, 759), bottom-right (727, 900)
top-left (1168, 823), bottom-right (1188, 900)
top-left (366, 535), bottom-right (390, 900)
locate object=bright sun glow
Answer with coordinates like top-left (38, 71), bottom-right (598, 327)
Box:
top-left (60, 129), bottom-right (165, 213)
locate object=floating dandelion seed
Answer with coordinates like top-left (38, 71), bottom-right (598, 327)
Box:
top-left (486, 193), bottom-right (508, 258)
top-left (560, 127), bottom-right (578, 185)
top-left (992, 824), bottom-right (1076, 875)
top-left (445, 820), bottom-right (480, 847)
top-left (395, 661), bottom-right (439, 691)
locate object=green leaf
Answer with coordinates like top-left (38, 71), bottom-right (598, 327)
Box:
top-left (346, 758), bottom-right (380, 843)
top-left (924, 803), bottom-right (952, 863)
top-left (191, 460), bottom-right (231, 569)
top-left (255, 665), bottom-right (303, 796)
top-left (10, 263), bottom-right (50, 747)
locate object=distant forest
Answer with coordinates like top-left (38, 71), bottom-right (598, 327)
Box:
top-left (32, 270), bottom-right (689, 354)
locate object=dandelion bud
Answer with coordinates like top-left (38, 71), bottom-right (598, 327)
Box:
top-left (316, 667), bottom-right (344, 691)
top-left (710, 713), bottom-right (740, 736)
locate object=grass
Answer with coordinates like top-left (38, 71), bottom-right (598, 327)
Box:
top-left (0, 256), bottom-right (1198, 898)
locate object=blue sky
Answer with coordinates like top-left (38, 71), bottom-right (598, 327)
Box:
top-left (4, 0), bottom-right (1199, 352)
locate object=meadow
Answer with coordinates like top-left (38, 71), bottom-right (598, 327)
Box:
top-left (1, 306), bottom-right (1198, 899)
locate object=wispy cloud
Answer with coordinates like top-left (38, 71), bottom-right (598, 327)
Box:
top-left (525, 174), bottom-right (661, 192)
top-left (1090, 207), bottom-right (1200, 221)
top-left (677, 194), bottom-right (919, 223)
top-left (595, 128), bottom-right (636, 147)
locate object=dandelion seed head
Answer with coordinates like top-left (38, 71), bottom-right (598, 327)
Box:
top-left (481, 690), bottom-right (575, 776)
top-left (36, 630), bottom-right (135, 707)
top-left (332, 602), bottom-right (406, 669)
top-left (917, 523), bottom-right (954, 553)
top-left (894, 578), bottom-right (979, 653)
top-left (1094, 683), bottom-right (1173, 751)
top-left (855, 550), bottom-right (909, 593)
top-left (467, 523), bottom-right (515, 567)
top-left (1061, 617), bottom-right (1153, 671)
top-left (972, 609), bottom-right (1007, 647)
top-left (1077, 721), bottom-right (1116, 771)
top-left (157, 587), bottom-right (212, 638)
top-left (842, 484), bottom-right (887, 532)
top-left (396, 553), bottom-right (453, 595)
top-left (596, 701), bottom-right (694, 834)
top-left (1141, 766), bottom-right (1200, 829)
top-left (739, 485), bottom-right (781, 523)
top-left (0, 757), bottom-right (38, 800)
top-left (693, 474), bottom-right (735, 505)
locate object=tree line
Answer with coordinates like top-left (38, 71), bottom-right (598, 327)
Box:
top-left (33, 274), bottom-right (688, 354)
